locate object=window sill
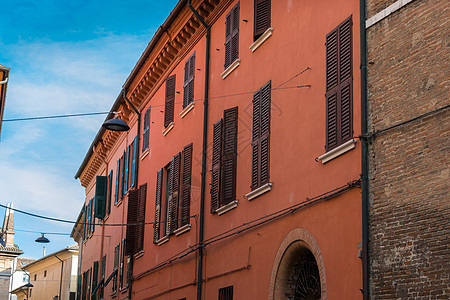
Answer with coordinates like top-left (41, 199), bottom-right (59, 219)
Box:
top-left (245, 183), bottom-right (272, 201)
top-left (102, 215), bottom-right (109, 223)
top-left (180, 102), bottom-right (195, 118)
top-left (162, 122), bottom-right (174, 136)
top-left (120, 287), bottom-right (128, 294)
top-left (111, 291), bottom-right (117, 298)
top-left (140, 148), bottom-right (149, 160)
top-left (156, 235), bottom-right (169, 246)
top-left (215, 200), bottom-right (238, 216)
top-left (221, 59), bottom-right (240, 79)
top-left (174, 224), bottom-right (191, 236)
top-left (250, 28), bottom-right (273, 52)
top-left (318, 139), bottom-right (357, 164)
top-left (115, 200), bottom-right (122, 207)
top-left (134, 250), bottom-right (144, 260)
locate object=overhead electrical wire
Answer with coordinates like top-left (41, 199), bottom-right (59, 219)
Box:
top-left (3, 67), bottom-right (312, 122)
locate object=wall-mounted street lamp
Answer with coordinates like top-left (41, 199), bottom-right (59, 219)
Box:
top-left (102, 111), bottom-right (130, 132)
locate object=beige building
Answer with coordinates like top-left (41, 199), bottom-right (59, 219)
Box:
top-left (15, 246), bottom-right (79, 300)
top-left (0, 203), bottom-right (23, 299)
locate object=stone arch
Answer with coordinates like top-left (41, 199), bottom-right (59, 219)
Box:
top-left (268, 228), bottom-right (327, 299)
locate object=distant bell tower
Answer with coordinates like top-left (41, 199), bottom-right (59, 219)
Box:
top-left (1, 202), bottom-right (15, 248)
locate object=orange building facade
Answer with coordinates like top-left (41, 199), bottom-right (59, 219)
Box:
top-left (73, 0), bottom-right (363, 299)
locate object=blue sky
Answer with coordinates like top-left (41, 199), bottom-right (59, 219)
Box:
top-left (0, 0), bottom-right (178, 259)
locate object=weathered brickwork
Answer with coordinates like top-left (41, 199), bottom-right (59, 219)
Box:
top-left (367, 0), bottom-right (450, 298)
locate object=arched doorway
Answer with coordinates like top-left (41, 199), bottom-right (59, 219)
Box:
top-left (269, 228), bottom-right (326, 300)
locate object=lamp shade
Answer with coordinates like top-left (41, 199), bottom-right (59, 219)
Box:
top-left (102, 117), bottom-right (130, 131)
top-left (35, 234), bottom-right (50, 243)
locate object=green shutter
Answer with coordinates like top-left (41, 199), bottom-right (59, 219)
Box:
top-left (115, 159), bottom-right (120, 205)
top-left (124, 145), bottom-right (130, 192)
top-left (131, 136), bottom-right (138, 188)
top-left (108, 170), bottom-right (113, 214)
top-left (94, 176), bottom-right (107, 219)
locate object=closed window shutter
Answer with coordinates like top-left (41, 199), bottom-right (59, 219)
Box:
top-left (91, 198), bottom-right (95, 234)
top-left (113, 244), bottom-right (119, 292)
top-left (131, 136), bottom-right (138, 188)
top-left (181, 144), bottom-right (193, 226)
top-left (164, 75), bottom-right (176, 127)
top-left (121, 152), bottom-right (126, 198)
top-left (142, 108), bottom-right (150, 152)
top-left (83, 206), bottom-right (87, 241)
top-left (100, 255), bottom-right (106, 299)
top-left (92, 261), bottom-right (98, 300)
top-left (124, 145), bottom-right (130, 192)
top-left (183, 53), bottom-right (195, 109)
top-left (225, 10), bottom-right (232, 68)
top-left (222, 107), bottom-right (238, 205)
top-left (108, 170), bottom-right (113, 214)
top-left (87, 200), bottom-right (91, 236)
top-left (136, 184), bottom-right (147, 252)
top-left (260, 82), bottom-right (271, 185)
top-left (169, 153), bottom-right (181, 233)
top-left (153, 169), bottom-right (163, 243)
top-left (252, 81), bottom-right (271, 190)
top-left (254, 0), bottom-right (271, 40)
top-left (189, 54), bottom-right (195, 104)
top-left (115, 159), bottom-right (120, 205)
top-left (211, 119), bottom-right (223, 212)
top-left (231, 4), bottom-right (239, 63)
top-left (94, 176), bottom-right (107, 219)
top-left (125, 189), bottom-right (139, 256)
top-left (326, 16), bottom-right (353, 151)
top-left (225, 3), bottom-right (239, 69)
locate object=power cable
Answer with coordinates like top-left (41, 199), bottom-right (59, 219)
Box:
top-left (2, 68), bottom-right (311, 122)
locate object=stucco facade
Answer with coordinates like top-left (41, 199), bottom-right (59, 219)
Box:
top-left (23, 246), bottom-right (78, 300)
top-left (74, 0), bottom-right (363, 299)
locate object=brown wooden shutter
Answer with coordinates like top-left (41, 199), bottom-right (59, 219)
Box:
top-left (222, 107), bottom-right (238, 205)
top-left (211, 119), bottom-right (223, 212)
top-left (169, 153), bottom-right (181, 233)
top-left (136, 184), bottom-right (147, 252)
top-left (252, 82), bottom-right (271, 190)
top-left (326, 16), bottom-right (353, 152)
top-left (125, 189), bottom-right (139, 255)
top-left (164, 75), bottom-right (176, 127)
top-left (183, 53), bottom-right (195, 108)
top-left (181, 143), bottom-right (193, 226)
top-left (142, 107), bottom-right (151, 152)
top-left (225, 10), bottom-right (232, 68)
top-left (225, 3), bottom-right (239, 69)
top-left (153, 169), bottom-right (163, 243)
top-left (260, 82), bottom-right (271, 185)
top-left (231, 3), bottom-right (239, 64)
top-left (254, 0), bottom-right (271, 40)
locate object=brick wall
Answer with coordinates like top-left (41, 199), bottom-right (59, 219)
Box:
top-left (367, 0), bottom-right (450, 298)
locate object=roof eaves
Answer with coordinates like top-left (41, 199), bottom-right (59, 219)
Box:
top-left (74, 0), bottom-right (186, 180)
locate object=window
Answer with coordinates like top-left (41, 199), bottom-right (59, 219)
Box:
top-left (164, 75), bottom-right (176, 128)
top-left (254, 0), bottom-right (271, 41)
top-left (211, 107), bottom-right (238, 212)
top-left (121, 150), bottom-right (127, 198)
top-left (44, 270), bottom-right (47, 277)
top-left (94, 176), bottom-right (107, 219)
top-left (142, 107), bottom-right (151, 152)
top-left (125, 184), bottom-right (147, 255)
top-left (23, 273), bottom-right (29, 282)
top-left (154, 144), bottom-right (193, 242)
top-left (251, 81), bottom-right (271, 190)
top-left (325, 16), bottom-right (353, 152)
top-left (130, 137), bottom-right (138, 189)
top-left (115, 158), bottom-right (121, 205)
top-left (92, 261), bottom-right (98, 300)
top-left (100, 255), bottom-right (106, 299)
top-left (119, 239), bottom-right (125, 290)
top-left (107, 170), bottom-right (113, 215)
top-left (183, 53), bottom-right (195, 109)
top-left (112, 243), bottom-right (119, 293)
top-left (34, 274), bottom-right (36, 281)
top-left (219, 285), bottom-right (233, 300)
top-left (225, 3), bottom-right (239, 69)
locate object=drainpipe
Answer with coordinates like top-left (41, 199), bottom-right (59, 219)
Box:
top-left (122, 89), bottom-right (141, 300)
top-left (187, 1), bottom-right (210, 299)
top-left (55, 255), bottom-right (64, 300)
top-left (359, 0), bottom-right (370, 298)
